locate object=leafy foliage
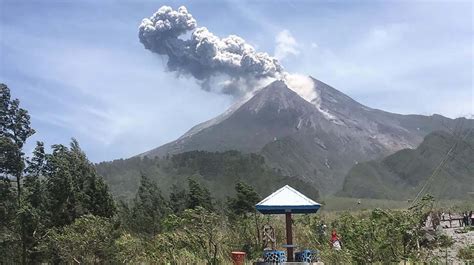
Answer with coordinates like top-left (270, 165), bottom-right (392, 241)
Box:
top-left (45, 140), bottom-right (115, 227)
top-left (325, 196), bottom-right (437, 263)
top-left (125, 175), bottom-right (169, 236)
top-left (169, 184), bottom-right (187, 213)
top-left (186, 177), bottom-right (214, 211)
top-left (45, 215), bottom-right (118, 264)
top-left (1, 86), bottom-right (116, 263)
top-left (1, 83), bottom-right (35, 264)
top-left (225, 182), bottom-right (265, 259)
top-left (227, 182), bottom-right (261, 217)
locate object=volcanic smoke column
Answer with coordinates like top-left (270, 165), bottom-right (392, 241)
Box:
top-left (138, 6), bottom-right (284, 96)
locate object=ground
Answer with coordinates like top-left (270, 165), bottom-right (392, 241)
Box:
top-left (429, 221), bottom-right (473, 264)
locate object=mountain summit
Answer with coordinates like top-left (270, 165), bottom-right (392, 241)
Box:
top-left (141, 78), bottom-right (472, 194)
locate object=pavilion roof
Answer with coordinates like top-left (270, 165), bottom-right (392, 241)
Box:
top-left (255, 185), bottom-right (321, 214)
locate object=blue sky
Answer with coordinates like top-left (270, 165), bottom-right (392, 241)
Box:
top-left (1, 0), bottom-right (472, 162)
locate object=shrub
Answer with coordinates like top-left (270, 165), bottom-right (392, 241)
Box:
top-left (44, 215), bottom-right (118, 263)
top-left (457, 245), bottom-right (474, 261)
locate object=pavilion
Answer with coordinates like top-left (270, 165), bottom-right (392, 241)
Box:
top-left (256, 185), bottom-right (321, 262)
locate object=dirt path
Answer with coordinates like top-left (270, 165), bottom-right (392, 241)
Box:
top-left (430, 221), bottom-right (473, 264)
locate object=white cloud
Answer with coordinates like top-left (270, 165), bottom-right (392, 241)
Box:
top-left (359, 24), bottom-right (407, 50)
top-left (275, 29), bottom-right (300, 60)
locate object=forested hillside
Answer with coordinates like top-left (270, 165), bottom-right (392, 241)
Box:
top-left (96, 150), bottom-right (319, 201)
top-left (341, 130), bottom-right (474, 200)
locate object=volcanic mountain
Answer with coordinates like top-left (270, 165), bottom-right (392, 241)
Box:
top-left (140, 78), bottom-right (472, 194)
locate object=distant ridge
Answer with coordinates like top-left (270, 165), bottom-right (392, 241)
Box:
top-left (340, 130), bottom-right (474, 200)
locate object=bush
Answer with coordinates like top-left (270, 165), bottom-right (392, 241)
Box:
top-left (44, 215), bottom-right (118, 263)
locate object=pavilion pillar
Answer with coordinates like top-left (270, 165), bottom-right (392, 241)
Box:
top-left (285, 212), bottom-right (294, 261)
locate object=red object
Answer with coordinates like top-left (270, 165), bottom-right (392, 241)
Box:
top-left (331, 230), bottom-right (339, 242)
top-left (231, 251), bottom-right (246, 264)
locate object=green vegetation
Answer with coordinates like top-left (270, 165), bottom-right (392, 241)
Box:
top-left (292, 196), bottom-right (457, 264)
top-left (96, 150), bottom-right (320, 202)
top-left (45, 215), bottom-right (118, 263)
top-left (341, 130), bottom-right (474, 200)
top-left (1, 84), bottom-right (114, 263)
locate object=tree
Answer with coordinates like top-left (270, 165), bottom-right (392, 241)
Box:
top-left (129, 175), bottom-right (169, 236)
top-left (45, 144), bottom-right (78, 227)
top-left (226, 182), bottom-right (263, 258)
top-left (45, 140), bottom-right (115, 227)
top-left (0, 85), bottom-right (118, 263)
top-left (0, 83), bottom-right (35, 201)
top-left (0, 84), bottom-right (35, 264)
top-left (24, 142), bottom-right (46, 209)
top-left (17, 142), bottom-right (48, 262)
top-left (169, 184), bottom-right (187, 214)
top-left (186, 178), bottom-right (213, 211)
top-left (0, 173), bottom-right (20, 263)
top-left (227, 182), bottom-right (260, 216)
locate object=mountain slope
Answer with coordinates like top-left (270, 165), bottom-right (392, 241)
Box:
top-left (138, 78), bottom-right (473, 194)
top-left (340, 130), bottom-right (474, 200)
top-left (96, 150), bottom-right (319, 201)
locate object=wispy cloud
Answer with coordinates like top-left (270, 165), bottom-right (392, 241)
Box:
top-left (359, 24), bottom-right (407, 50)
top-left (275, 29), bottom-right (300, 60)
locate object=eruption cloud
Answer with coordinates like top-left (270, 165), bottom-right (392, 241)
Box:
top-left (139, 6), bottom-right (316, 103)
top-left (139, 6), bottom-right (284, 96)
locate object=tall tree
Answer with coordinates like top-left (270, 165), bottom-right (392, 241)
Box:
top-left (45, 140), bottom-right (115, 227)
top-left (0, 83), bottom-right (35, 202)
top-left (18, 142), bottom-right (48, 262)
top-left (169, 184), bottom-right (187, 214)
top-left (186, 178), bottom-right (213, 211)
top-left (226, 182), bottom-right (263, 256)
top-left (24, 142), bottom-right (46, 208)
top-left (227, 182), bottom-right (261, 216)
top-left (130, 175), bottom-right (169, 236)
top-left (0, 170), bottom-right (20, 263)
top-left (69, 139), bottom-right (115, 218)
top-left (0, 84), bottom-right (35, 264)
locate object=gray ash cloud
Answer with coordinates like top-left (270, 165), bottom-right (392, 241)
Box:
top-left (139, 6), bottom-right (284, 96)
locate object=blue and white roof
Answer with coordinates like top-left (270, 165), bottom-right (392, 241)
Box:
top-left (255, 185), bottom-right (321, 214)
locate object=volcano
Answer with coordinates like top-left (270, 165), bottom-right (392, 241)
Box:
top-left (140, 77), bottom-right (472, 194)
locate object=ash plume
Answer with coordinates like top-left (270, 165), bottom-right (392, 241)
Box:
top-left (139, 6), bottom-right (284, 96)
